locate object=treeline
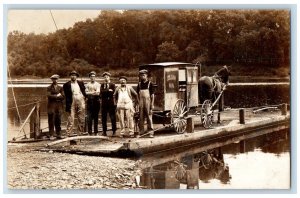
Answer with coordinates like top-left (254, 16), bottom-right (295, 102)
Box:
top-left (7, 10), bottom-right (290, 78)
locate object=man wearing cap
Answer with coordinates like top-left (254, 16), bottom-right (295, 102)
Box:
top-left (137, 69), bottom-right (155, 138)
top-left (100, 72), bottom-right (116, 136)
top-left (114, 76), bottom-right (138, 138)
top-left (47, 74), bottom-right (64, 140)
top-left (63, 71), bottom-right (87, 136)
top-left (85, 71), bottom-right (101, 135)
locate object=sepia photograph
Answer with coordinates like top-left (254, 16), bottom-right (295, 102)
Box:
top-left (5, 5), bottom-right (293, 191)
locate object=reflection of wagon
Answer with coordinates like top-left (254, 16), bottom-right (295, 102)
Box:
top-left (139, 62), bottom-right (224, 133)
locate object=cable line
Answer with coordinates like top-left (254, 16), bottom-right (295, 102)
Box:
top-left (49, 10), bottom-right (59, 31)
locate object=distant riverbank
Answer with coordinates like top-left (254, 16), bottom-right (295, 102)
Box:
top-left (7, 75), bottom-right (290, 85)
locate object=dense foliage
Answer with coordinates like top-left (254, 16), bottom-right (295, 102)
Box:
top-left (7, 10), bottom-right (290, 77)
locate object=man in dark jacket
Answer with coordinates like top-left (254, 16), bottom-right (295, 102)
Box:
top-left (47, 74), bottom-right (64, 140)
top-left (100, 72), bottom-right (116, 136)
top-left (63, 71), bottom-right (87, 136)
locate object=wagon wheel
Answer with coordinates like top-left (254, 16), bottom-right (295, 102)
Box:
top-left (201, 100), bottom-right (214, 129)
top-left (172, 99), bottom-right (188, 134)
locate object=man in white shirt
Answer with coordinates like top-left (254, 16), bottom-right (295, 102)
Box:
top-left (85, 71), bottom-right (101, 135)
top-left (63, 71), bottom-right (87, 136)
top-left (114, 76), bottom-right (138, 138)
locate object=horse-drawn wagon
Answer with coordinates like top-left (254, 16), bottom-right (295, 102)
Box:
top-left (138, 62), bottom-right (229, 134)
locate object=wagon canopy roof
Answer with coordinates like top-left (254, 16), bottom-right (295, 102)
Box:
top-left (140, 62), bottom-right (194, 67)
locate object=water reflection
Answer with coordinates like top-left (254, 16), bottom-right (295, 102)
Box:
top-left (197, 149), bottom-right (230, 184)
top-left (140, 156), bottom-right (200, 189)
top-left (139, 129), bottom-right (290, 189)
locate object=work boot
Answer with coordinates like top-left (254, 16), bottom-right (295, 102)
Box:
top-left (129, 131), bottom-right (134, 138)
top-left (50, 136), bottom-right (56, 141)
top-left (149, 131), bottom-right (154, 138)
top-left (67, 133), bottom-right (77, 137)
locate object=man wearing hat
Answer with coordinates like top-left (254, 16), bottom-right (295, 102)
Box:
top-left (100, 72), bottom-right (116, 136)
top-left (47, 74), bottom-right (64, 140)
top-left (137, 69), bottom-right (155, 138)
top-left (114, 76), bottom-right (138, 138)
top-left (63, 70), bottom-right (87, 136)
top-left (85, 71), bottom-right (101, 135)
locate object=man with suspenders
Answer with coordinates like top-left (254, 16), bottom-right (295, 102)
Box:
top-left (137, 70), bottom-right (155, 138)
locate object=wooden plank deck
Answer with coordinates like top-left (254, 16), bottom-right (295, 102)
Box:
top-left (41, 109), bottom-right (290, 155)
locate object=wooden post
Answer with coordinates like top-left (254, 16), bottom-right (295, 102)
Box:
top-left (281, 103), bottom-right (287, 115)
top-left (240, 140), bottom-right (246, 153)
top-left (186, 155), bottom-right (199, 189)
top-left (219, 93), bottom-right (224, 111)
top-left (35, 100), bottom-right (41, 139)
top-left (217, 112), bottom-right (221, 124)
top-left (140, 168), bottom-right (151, 187)
top-left (70, 140), bottom-right (77, 145)
top-left (186, 117), bottom-right (194, 133)
top-left (30, 112), bottom-right (35, 138)
top-left (239, 109), bottom-right (245, 124)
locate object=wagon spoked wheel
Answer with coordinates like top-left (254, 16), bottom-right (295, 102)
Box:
top-left (172, 99), bottom-right (188, 134)
top-left (201, 100), bottom-right (214, 129)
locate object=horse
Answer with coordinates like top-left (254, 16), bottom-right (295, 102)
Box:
top-left (198, 65), bottom-right (231, 111)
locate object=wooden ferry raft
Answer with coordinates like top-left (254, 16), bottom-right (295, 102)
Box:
top-left (44, 108), bottom-right (290, 155)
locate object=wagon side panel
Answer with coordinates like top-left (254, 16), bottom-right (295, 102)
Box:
top-left (186, 67), bottom-right (199, 108)
top-left (151, 67), bottom-right (164, 112)
top-left (164, 68), bottom-right (179, 112)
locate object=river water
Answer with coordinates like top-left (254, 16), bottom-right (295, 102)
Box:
top-left (6, 83), bottom-right (290, 189)
top-left (138, 129), bottom-right (290, 189)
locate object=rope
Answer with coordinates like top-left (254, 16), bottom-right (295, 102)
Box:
top-left (8, 100), bottom-right (47, 110)
top-left (223, 103), bottom-right (289, 112)
top-left (8, 67), bottom-right (26, 137)
top-left (8, 68), bottom-right (22, 122)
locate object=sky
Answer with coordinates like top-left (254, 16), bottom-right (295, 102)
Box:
top-left (8, 10), bottom-right (101, 34)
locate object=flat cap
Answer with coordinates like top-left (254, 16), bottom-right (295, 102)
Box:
top-left (119, 76), bottom-right (127, 81)
top-left (102, 72), bottom-right (111, 77)
top-left (69, 70), bottom-right (79, 77)
top-left (89, 71), bottom-right (96, 77)
top-left (50, 74), bottom-right (60, 79)
top-left (139, 69), bottom-right (148, 74)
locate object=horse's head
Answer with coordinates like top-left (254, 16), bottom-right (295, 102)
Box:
top-left (214, 65), bottom-right (231, 84)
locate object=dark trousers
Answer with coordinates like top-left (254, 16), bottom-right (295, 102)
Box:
top-left (87, 98), bottom-right (100, 134)
top-left (48, 112), bottom-right (62, 137)
top-left (101, 104), bottom-right (116, 134)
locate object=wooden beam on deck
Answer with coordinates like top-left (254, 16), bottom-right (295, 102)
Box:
top-left (46, 136), bottom-right (110, 147)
